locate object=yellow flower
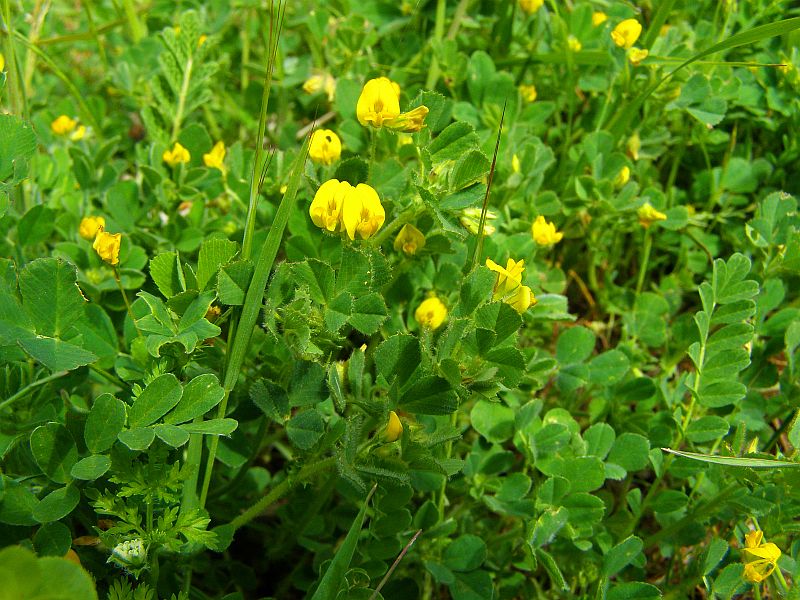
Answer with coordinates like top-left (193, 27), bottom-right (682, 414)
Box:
top-left (394, 224), bottom-right (426, 256)
top-left (486, 258), bottom-right (525, 300)
top-left (163, 142), bottom-right (191, 167)
top-left (519, 84), bottom-right (537, 103)
top-left (511, 154), bottom-right (521, 174)
top-left (309, 129), bottom-right (342, 165)
top-left (611, 19), bottom-right (643, 49)
top-left (628, 47), bottom-right (649, 66)
top-left (614, 165), bottom-right (631, 188)
top-left (303, 72), bottom-right (336, 102)
top-left (385, 105), bottom-right (429, 133)
top-left (342, 183), bottom-right (386, 240)
top-left (507, 284), bottom-right (536, 313)
top-left (203, 141), bottom-right (226, 171)
top-left (637, 203), bottom-right (667, 228)
top-left (93, 229), bottom-right (122, 266)
top-left (309, 179), bottom-right (352, 233)
top-left (592, 12), bottom-right (608, 26)
top-left (384, 411), bottom-right (403, 442)
top-left (742, 530), bottom-right (781, 584)
top-left (79, 216), bottom-right (105, 241)
top-left (198, 34), bottom-right (208, 47)
top-left (519, 0), bottom-right (544, 14)
top-left (0, 53), bottom-right (4, 71)
top-left (627, 132), bottom-right (641, 161)
top-left (357, 77), bottom-right (401, 128)
top-left (51, 115), bottom-right (77, 136)
top-left (70, 125), bottom-right (87, 141)
top-left (567, 35), bottom-right (582, 53)
top-left (415, 296), bottom-right (447, 330)
top-left (532, 215), bottom-right (563, 246)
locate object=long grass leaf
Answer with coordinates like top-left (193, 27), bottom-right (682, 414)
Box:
top-left (663, 448), bottom-right (800, 468)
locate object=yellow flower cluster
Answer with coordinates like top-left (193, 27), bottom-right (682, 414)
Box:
top-left (519, 0), bottom-right (544, 14)
top-left (163, 142), bottom-right (191, 167)
top-left (637, 203), bottom-right (667, 228)
top-left (415, 296), bottom-right (448, 330)
top-left (51, 115), bottom-right (86, 140)
top-left (356, 77), bottom-right (429, 132)
top-left (394, 224), bottom-right (426, 256)
top-left (80, 216), bottom-right (121, 266)
top-left (742, 530), bottom-right (781, 584)
top-left (203, 141), bottom-right (226, 171)
top-left (532, 215), bottom-right (563, 246)
top-left (611, 19), bottom-right (642, 49)
top-left (309, 179), bottom-right (385, 240)
top-left (303, 72), bottom-right (336, 102)
top-left (486, 258), bottom-right (536, 313)
top-left (519, 84), bottom-right (537, 103)
top-left (309, 129), bottom-right (342, 165)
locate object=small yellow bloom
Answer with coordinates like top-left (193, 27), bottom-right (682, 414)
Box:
top-left (357, 77), bottom-right (401, 128)
top-left (394, 224), bottom-right (426, 256)
top-left (519, 0), bottom-right (544, 15)
top-left (519, 84), bottom-right (537, 103)
top-left (628, 47), bottom-right (649, 66)
top-left (611, 19), bottom-right (643, 49)
top-left (532, 215), bottom-right (563, 246)
top-left (637, 203), bottom-right (667, 228)
top-left (309, 179), bottom-right (352, 233)
top-left (614, 166), bottom-right (631, 188)
top-left (507, 284), bottom-right (536, 313)
top-left (198, 34), bottom-right (208, 47)
top-left (415, 297), bottom-right (447, 330)
top-left (79, 216), bottom-right (105, 241)
top-left (342, 183), bottom-right (386, 240)
top-left (163, 142), bottom-right (191, 167)
top-left (742, 530), bottom-right (781, 584)
top-left (511, 154), bottom-right (521, 174)
top-left (51, 115), bottom-right (77, 136)
top-left (93, 229), bottom-right (122, 266)
top-left (592, 12), bottom-right (608, 26)
top-left (486, 258), bottom-right (525, 300)
top-left (385, 105), bottom-right (430, 133)
top-left (384, 411), bottom-right (403, 442)
top-left (70, 125), bottom-right (87, 141)
top-left (567, 35), bottom-right (582, 53)
top-left (203, 141), bottom-right (226, 171)
top-left (309, 129), bottom-right (342, 165)
top-left (627, 132), bottom-right (641, 161)
top-left (0, 53), bottom-right (4, 72)
top-left (303, 72), bottom-right (336, 102)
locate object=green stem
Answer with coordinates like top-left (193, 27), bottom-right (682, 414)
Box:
top-left (198, 389), bottom-right (230, 507)
top-left (0, 0), bottom-right (26, 117)
top-left (228, 457), bottom-right (336, 531)
top-left (0, 370), bottom-right (68, 412)
top-left (424, 0), bottom-right (446, 90)
top-left (180, 415), bottom-right (205, 514)
top-left (635, 230), bottom-right (652, 296)
top-left (121, 0), bottom-right (145, 43)
top-left (171, 54), bottom-right (194, 140)
top-left (83, 0), bottom-right (108, 68)
top-left (114, 267), bottom-right (142, 338)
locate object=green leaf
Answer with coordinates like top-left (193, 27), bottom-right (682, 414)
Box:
top-left (349, 292), bottom-right (388, 335)
top-left (652, 490), bottom-right (689, 513)
top-left (0, 479), bottom-right (40, 525)
top-left (450, 569), bottom-right (494, 600)
top-left (0, 114), bottom-right (37, 193)
top-left (128, 373), bottom-right (183, 428)
top-left (560, 456), bottom-right (605, 492)
top-left (33, 485), bottom-right (80, 523)
top-left (294, 260), bottom-right (335, 304)
top-left (18, 336), bottom-right (97, 372)
top-left (456, 267), bottom-right (495, 316)
top-left (196, 238), bottom-right (238, 291)
top-left (70, 455), bottom-right (112, 480)
top-left (217, 259), bottom-right (253, 305)
top-left (607, 433), bottom-right (650, 472)
top-left (556, 326), bottom-right (596, 364)
top-left (686, 416), bottom-right (730, 443)
top-left (18, 206), bottom-right (56, 246)
top-left (584, 423), bottom-right (616, 459)
top-left (164, 373), bottom-right (225, 424)
top-left (33, 521), bottom-right (73, 557)
top-left (85, 393), bottom-right (126, 453)
top-left (0, 546), bottom-right (98, 600)
top-left (535, 548), bottom-right (568, 592)
top-left (149, 251), bottom-right (186, 298)
top-left (662, 448), bottom-right (800, 468)
top-left (696, 380), bottom-right (746, 408)
top-left (374, 334), bottom-right (421, 387)
top-left (587, 350), bottom-right (630, 386)
top-left (443, 535), bottom-right (487, 572)
top-left (607, 582), bottom-right (661, 600)
top-left (400, 376), bottom-right (458, 415)
top-left (288, 361), bottom-right (327, 407)
top-left (426, 121), bottom-right (480, 165)
top-left (179, 418), bottom-right (237, 435)
top-left (310, 486), bottom-right (376, 600)
top-left (603, 535), bottom-right (644, 577)
top-left (154, 424), bottom-right (191, 447)
top-left (250, 379), bottom-right (290, 422)
top-left (470, 400), bottom-right (515, 443)
top-left (448, 150), bottom-right (490, 191)
top-left (118, 427), bottom-right (156, 451)
top-left (333, 156), bottom-right (369, 186)
top-left (30, 423), bottom-right (78, 484)
top-left (19, 258), bottom-right (86, 338)
top-left (286, 410), bottom-right (324, 450)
